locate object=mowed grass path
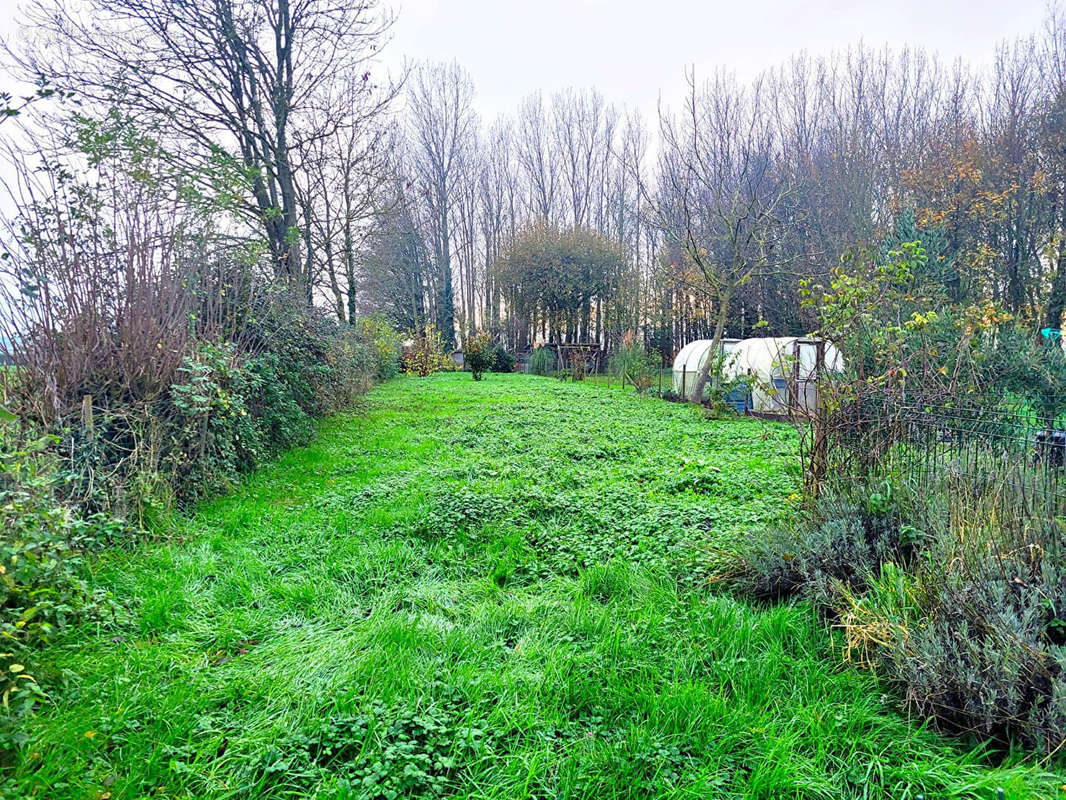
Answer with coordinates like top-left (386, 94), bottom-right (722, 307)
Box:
top-left (9, 374), bottom-right (1061, 799)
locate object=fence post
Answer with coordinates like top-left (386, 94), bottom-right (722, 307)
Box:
top-left (81, 394), bottom-right (94, 440)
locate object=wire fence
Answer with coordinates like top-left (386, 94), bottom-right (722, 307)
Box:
top-left (810, 385), bottom-right (1066, 537)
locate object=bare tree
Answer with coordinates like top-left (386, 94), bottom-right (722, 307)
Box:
top-left (357, 171), bottom-right (434, 332)
top-left (408, 61), bottom-right (478, 346)
top-left (16, 0), bottom-right (396, 297)
top-left (298, 97), bottom-right (396, 320)
top-left (516, 92), bottom-right (558, 222)
top-left (0, 115), bottom-right (268, 425)
top-left (654, 69), bottom-right (790, 403)
top-left (1040, 6), bottom-right (1066, 330)
top-left (552, 88), bottom-right (616, 228)
top-left (478, 119), bottom-right (518, 333)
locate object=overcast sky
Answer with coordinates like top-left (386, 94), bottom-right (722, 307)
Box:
top-left (0, 0), bottom-right (1054, 122)
top-left (383, 0), bottom-right (1052, 123)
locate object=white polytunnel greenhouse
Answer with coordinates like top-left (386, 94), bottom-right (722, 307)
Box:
top-left (672, 336), bottom-right (843, 413)
top-left (671, 338), bottom-right (741, 399)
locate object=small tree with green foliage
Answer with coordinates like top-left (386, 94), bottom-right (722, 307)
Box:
top-left (491, 346), bottom-right (516, 373)
top-left (358, 315), bottom-right (403, 382)
top-left (462, 331), bottom-right (494, 381)
top-left (493, 224), bottom-right (625, 344)
top-left (405, 324), bottom-right (450, 378)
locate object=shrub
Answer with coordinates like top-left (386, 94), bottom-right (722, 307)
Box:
top-left (165, 341), bottom-right (269, 504)
top-left (405, 325), bottom-right (451, 378)
top-left (323, 323), bottom-right (376, 407)
top-left (162, 315), bottom-right (377, 506)
top-left (528, 346), bottom-right (556, 376)
top-left (246, 352), bottom-right (316, 454)
top-left (743, 477), bottom-right (1066, 752)
top-left (359, 314), bottom-right (403, 382)
top-left (490, 346), bottom-right (516, 373)
top-left (461, 331), bottom-right (494, 381)
top-left (840, 553), bottom-right (1066, 750)
top-left (701, 354), bottom-right (754, 416)
top-left (743, 484), bottom-right (914, 603)
top-left (251, 308), bottom-right (371, 419)
top-left (0, 419), bottom-right (118, 753)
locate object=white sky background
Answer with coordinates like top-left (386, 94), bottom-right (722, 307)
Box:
top-left (383, 0), bottom-right (1052, 126)
top-left (0, 0), bottom-right (1053, 130)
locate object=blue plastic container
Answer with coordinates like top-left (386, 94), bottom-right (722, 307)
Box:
top-left (724, 386), bottom-right (750, 414)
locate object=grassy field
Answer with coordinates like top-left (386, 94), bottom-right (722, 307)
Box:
top-left (7, 374), bottom-right (1062, 799)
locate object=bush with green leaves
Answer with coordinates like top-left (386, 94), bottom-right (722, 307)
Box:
top-left (245, 352), bottom-right (316, 455)
top-left (358, 314), bottom-right (403, 382)
top-left (0, 419), bottom-right (118, 754)
top-left (323, 323), bottom-right (376, 406)
top-left (461, 331), bottom-right (494, 381)
top-left (41, 304), bottom-right (385, 514)
top-left (490, 345), bottom-right (516, 373)
top-left (165, 341), bottom-right (269, 504)
top-left (686, 348), bottom-right (752, 414)
top-left (527, 346), bottom-right (556, 376)
top-left (163, 316), bottom-right (376, 506)
top-left (253, 309), bottom-right (375, 418)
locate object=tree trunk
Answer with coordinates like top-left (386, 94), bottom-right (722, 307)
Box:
top-left (1046, 204), bottom-right (1066, 331)
top-left (688, 287), bottom-right (732, 403)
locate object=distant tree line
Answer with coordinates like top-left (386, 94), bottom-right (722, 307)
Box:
top-left (8, 0), bottom-right (1066, 364)
top-left (354, 9), bottom-right (1066, 369)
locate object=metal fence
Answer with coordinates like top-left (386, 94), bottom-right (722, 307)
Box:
top-left (811, 386), bottom-right (1066, 534)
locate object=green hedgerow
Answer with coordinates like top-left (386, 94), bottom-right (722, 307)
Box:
top-left (0, 419), bottom-right (118, 754)
top-left (165, 341), bottom-right (265, 505)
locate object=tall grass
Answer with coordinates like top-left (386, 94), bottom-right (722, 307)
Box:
top-left (3, 375), bottom-right (1058, 798)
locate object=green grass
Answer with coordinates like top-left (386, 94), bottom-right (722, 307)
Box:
top-left (6, 374), bottom-right (1062, 799)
